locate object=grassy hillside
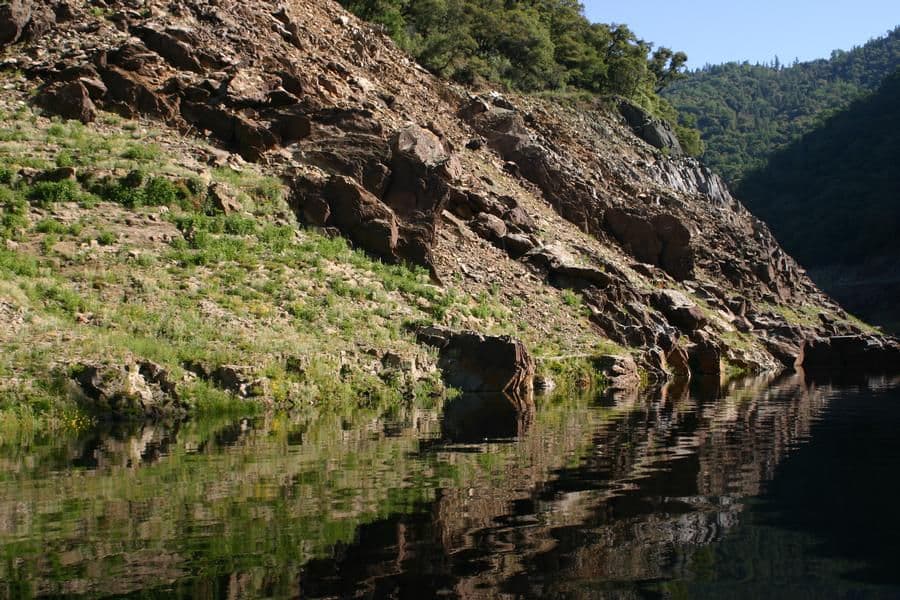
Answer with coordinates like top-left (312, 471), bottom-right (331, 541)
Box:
top-left (0, 79), bottom-right (609, 437)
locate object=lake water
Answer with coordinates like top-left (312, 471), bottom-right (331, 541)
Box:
top-left (1, 373), bottom-right (899, 599)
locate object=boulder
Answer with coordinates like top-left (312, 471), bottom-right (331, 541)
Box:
top-left (100, 66), bottom-right (174, 119)
top-left (504, 205), bottom-right (536, 233)
top-left (617, 99), bottom-right (683, 155)
top-left (72, 360), bottom-right (186, 420)
top-left (524, 245), bottom-right (612, 290)
top-left (418, 328), bottom-right (535, 403)
top-left (651, 289), bottom-right (707, 333)
top-left (226, 69), bottom-right (279, 106)
top-left (34, 167), bottom-right (77, 183)
top-left (688, 336), bottom-right (721, 378)
top-left (324, 175), bottom-right (399, 259)
top-left (605, 208), bottom-right (694, 281)
top-left (592, 354), bottom-right (641, 391)
top-left (665, 344), bottom-right (691, 378)
top-left (503, 233), bottom-right (537, 258)
top-left (207, 182), bottom-right (242, 215)
top-left (132, 25), bottom-right (203, 72)
top-left (36, 82), bottom-right (96, 124)
top-left (763, 336), bottom-right (805, 369)
top-left (212, 365), bottom-right (269, 398)
top-left (0, 0), bottom-right (31, 47)
top-left (234, 116), bottom-right (279, 161)
top-left (273, 108), bottom-right (312, 143)
top-left (801, 335), bottom-right (900, 373)
top-left (653, 214), bottom-right (694, 281)
top-left (470, 212), bottom-right (507, 242)
top-left (382, 124), bottom-right (459, 269)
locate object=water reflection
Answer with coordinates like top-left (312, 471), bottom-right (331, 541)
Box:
top-left (0, 374), bottom-right (898, 598)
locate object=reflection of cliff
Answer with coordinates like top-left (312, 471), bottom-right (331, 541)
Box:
top-left (299, 374), bottom-right (835, 599)
top-left (0, 375), bottom-right (851, 599)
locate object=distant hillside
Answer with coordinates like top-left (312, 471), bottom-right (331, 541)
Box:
top-left (663, 27), bottom-right (900, 184)
top-left (737, 69), bottom-right (900, 332)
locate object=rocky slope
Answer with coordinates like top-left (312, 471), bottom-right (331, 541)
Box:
top-left (0, 0), bottom-right (897, 420)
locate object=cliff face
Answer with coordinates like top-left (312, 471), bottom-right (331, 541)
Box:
top-left (2, 0), bottom-right (897, 383)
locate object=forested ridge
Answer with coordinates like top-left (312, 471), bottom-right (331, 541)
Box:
top-left (737, 69), bottom-right (900, 331)
top-left (337, 0), bottom-right (702, 153)
top-left (663, 27), bottom-right (900, 184)
top-left (740, 69), bottom-right (900, 269)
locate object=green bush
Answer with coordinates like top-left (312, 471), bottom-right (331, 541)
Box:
top-left (28, 180), bottom-right (81, 205)
top-left (122, 143), bottom-right (162, 161)
top-left (144, 177), bottom-right (179, 207)
top-left (96, 230), bottom-right (117, 246)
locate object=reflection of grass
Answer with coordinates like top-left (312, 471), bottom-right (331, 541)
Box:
top-left (0, 393), bottom-right (607, 597)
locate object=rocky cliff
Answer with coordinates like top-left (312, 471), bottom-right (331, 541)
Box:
top-left (1, 0), bottom-right (897, 408)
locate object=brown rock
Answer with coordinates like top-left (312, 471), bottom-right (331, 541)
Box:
top-left (503, 233), bottom-right (536, 258)
top-left (0, 0), bottom-right (31, 47)
top-left (324, 175), bottom-right (399, 259)
top-left (653, 214), bottom-right (694, 281)
top-left (665, 344), bottom-right (691, 378)
top-left (801, 335), bottom-right (900, 373)
top-left (504, 205), bottom-right (536, 233)
top-left (651, 289), bottom-right (707, 333)
top-left (234, 116), bottom-right (279, 161)
top-left (132, 25), bottom-right (203, 72)
top-left (273, 109), bottom-right (312, 143)
top-left (36, 82), bottom-right (96, 124)
top-left (207, 182), bottom-right (242, 215)
top-left (422, 329), bottom-right (535, 402)
top-left (227, 69), bottom-right (278, 106)
top-left (689, 339), bottom-right (721, 378)
top-left (470, 213), bottom-right (507, 242)
top-left (605, 208), bottom-right (662, 265)
top-left (34, 167), bottom-right (77, 182)
top-left (593, 354), bottom-right (641, 390)
top-left (71, 360), bottom-right (186, 420)
top-left (100, 66), bottom-right (174, 119)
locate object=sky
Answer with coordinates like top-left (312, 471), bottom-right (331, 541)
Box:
top-left (582, 0), bottom-right (900, 69)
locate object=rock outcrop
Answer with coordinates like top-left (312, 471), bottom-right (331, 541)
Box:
top-left (72, 360), bottom-right (186, 420)
top-left (617, 99), bottom-right (683, 156)
top-left (802, 335), bottom-right (900, 373)
top-left (418, 328), bottom-right (535, 405)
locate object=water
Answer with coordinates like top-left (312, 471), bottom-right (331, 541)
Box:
top-left (1, 373), bottom-right (899, 599)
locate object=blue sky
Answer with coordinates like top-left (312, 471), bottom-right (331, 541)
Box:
top-left (582, 1), bottom-right (900, 68)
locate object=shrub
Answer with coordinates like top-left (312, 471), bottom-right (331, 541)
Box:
top-left (28, 180), bottom-right (81, 205)
top-left (96, 230), bottom-right (117, 246)
top-left (121, 143), bottom-right (162, 161)
top-left (144, 177), bottom-right (179, 207)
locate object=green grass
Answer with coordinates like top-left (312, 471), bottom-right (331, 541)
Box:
top-left (0, 83), bottom-right (621, 437)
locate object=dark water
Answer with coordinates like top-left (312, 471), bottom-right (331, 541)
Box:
top-left (1, 374), bottom-right (899, 599)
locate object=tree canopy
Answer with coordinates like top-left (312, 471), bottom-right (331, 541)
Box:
top-left (339, 0), bottom-right (696, 149)
top-left (738, 68), bottom-right (900, 270)
top-left (662, 27), bottom-right (900, 184)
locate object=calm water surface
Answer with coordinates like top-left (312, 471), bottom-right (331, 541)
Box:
top-left (1, 373), bottom-right (899, 599)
